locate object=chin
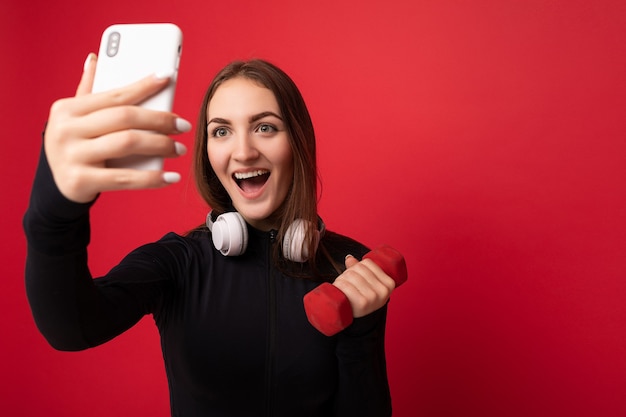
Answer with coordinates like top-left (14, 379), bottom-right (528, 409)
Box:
top-left (234, 207), bottom-right (279, 230)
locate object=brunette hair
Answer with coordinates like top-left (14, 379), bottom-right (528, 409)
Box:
top-left (193, 59), bottom-right (319, 265)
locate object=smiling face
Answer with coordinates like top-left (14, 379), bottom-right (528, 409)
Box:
top-left (206, 77), bottom-right (295, 231)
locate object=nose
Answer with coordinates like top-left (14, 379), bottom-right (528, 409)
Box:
top-left (232, 133), bottom-right (259, 161)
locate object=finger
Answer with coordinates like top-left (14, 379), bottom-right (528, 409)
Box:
top-left (100, 168), bottom-right (182, 191)
top-left (76, 53), bottom-right (97, 96)
top-left (360, 258), bottom-right (397, 290)
top-left (80, 166), bottom-right (182, 195)
top-left (333, 272), bottom-right (379, 318)
top-left (72, 130), bottom-right (187, 163)
top-left (72, 106), bottom-right (191, 139)
top-left (53, 161), bottom-right (182, 203)
top-left (69, 72), bottom-right (174, 116)
top-left (344, 254), bottom-right (359, 269)
top-left (343, 260), bottom-right (389, 292)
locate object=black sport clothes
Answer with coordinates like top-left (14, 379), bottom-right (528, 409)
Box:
top-left (23, 145), bottom-right (392, 417)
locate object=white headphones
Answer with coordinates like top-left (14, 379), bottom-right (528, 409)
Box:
top-left (206, 211), bottom-right (324, 262)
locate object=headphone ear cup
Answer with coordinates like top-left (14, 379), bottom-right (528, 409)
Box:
top-left (283, 219), bottom-right (320, 263)
top-left (207, 212), bottom-right (249, 256)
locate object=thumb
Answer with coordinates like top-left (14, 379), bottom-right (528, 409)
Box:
top-left (344, 254), bottom-right (359, 269)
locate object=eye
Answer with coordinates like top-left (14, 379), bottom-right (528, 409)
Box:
top-left (257, 123), bottom-right (277, 135)
top-left (211, 127), bottom-right (229, 138)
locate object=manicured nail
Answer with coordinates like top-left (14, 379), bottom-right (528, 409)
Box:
top-left (154, 70), bottom-right (175, 80)
top-left (175, 118), bottom-right (192, 133)
top-left (83, 53), bottom-right (95, 72)
top-left (174, 141), bottom-right (187, 156)
top-left (163, 172), bottom-right (181, 183)
top-left (345, 254), bottom-right (355, 260)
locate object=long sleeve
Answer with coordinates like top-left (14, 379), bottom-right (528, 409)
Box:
top-left (317, 233), bottom-right (393, 416)
top-left (23, 144), bottom-right (169, 351)
top-left (334, 304), bottom-right (392, 416)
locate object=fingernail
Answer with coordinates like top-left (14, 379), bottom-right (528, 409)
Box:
top-left (174, 141), bottom-right (187, 156)
top-left (175, 118), bottom-right (192, 133)
top-left (163, 172), bottom-right (181, 184)
top-left (83, 53), bottom-right (95, 72)
top-left (154, 70), bottom-right (175, 80)
top-left (345, 254), bottom-right (354, 260)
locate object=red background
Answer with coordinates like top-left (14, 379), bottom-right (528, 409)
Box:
top-left (2, 1), bottom-right (626, 416)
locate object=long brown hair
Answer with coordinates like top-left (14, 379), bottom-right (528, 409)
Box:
top-left (193, 59), bottom-right (320, 266)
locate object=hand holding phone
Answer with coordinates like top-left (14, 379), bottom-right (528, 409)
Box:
top-left (43, 24), bottom-right (188, 204)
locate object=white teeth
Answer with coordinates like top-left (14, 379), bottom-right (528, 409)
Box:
top-left (234, 170), bottom-right (269, 180)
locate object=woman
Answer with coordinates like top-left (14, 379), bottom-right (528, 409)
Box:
top-left (24, 55), bottom-right (396, 416)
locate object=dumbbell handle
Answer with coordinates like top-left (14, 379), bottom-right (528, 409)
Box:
top-left (303, 245), bottom-right (407, 336)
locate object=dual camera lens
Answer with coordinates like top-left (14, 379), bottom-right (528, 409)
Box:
top-left (106, 32), bottom-right (121, 57)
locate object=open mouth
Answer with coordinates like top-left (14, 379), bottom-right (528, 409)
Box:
top-left (233, 170), bottom-right (270, 193)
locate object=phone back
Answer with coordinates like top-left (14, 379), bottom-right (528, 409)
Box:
top-left (92, 23), bottom-right (182, 110)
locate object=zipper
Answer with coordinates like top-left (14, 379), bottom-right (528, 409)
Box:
top-left (264, 230), bottom-right (278, 416)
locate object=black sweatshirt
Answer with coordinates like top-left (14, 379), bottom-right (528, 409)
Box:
top-left (23, 146), bottom-right (392, 417)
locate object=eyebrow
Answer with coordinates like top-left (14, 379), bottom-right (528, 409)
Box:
top-left (250, 111), bottom-right (283, 123)
top-left (207, 111), bottom-right (283, 125)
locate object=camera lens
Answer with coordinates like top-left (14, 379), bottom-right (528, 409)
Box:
top-left (106, 32), bottom-right (121, 57)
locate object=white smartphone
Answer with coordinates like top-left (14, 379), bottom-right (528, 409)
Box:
top-left (92, 23), bottom-right (183, 170)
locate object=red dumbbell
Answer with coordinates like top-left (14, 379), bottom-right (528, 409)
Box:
top-left (303, 244), bottom-right (408, 336)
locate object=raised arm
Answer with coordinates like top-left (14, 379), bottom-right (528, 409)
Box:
top-left (23, 54), bottom-right (190, 350)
